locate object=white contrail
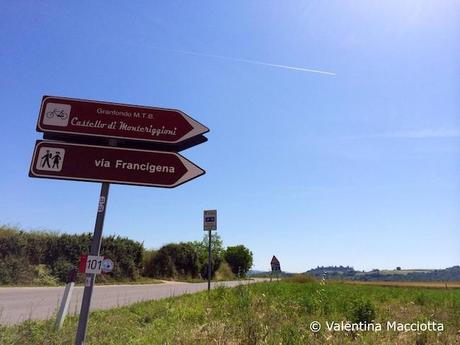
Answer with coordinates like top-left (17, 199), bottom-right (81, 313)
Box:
top-left (346, 129), bottom-right (460, 140)
top-left (154, 47), bottom-right (336, 76)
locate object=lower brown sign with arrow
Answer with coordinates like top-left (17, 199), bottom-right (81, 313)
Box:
top-left (29, 140), bottom-right (205, 188)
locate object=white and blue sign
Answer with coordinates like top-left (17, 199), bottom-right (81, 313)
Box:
top-left (203, 209), bottom-right (217, 231)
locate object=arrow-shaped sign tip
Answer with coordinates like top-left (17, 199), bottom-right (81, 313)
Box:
top-left (181, 114), bottom-right (209, 142)
top-left (173, 155), bottom-right (205, 187)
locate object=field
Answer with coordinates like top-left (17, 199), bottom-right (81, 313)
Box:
top-left (1, 278), bottom-right (459, 345)
top-left (349, 280), bottom-right (460, 289)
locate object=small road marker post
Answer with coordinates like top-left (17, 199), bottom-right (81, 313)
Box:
top-left (55, 268), bottom-right (78, 330)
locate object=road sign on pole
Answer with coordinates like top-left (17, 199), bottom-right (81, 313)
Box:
top-left (101, 258), bottom-right (114, 273)
top-left (271, 256), bottom-right (281, 272)
top-left (83, 255), bottom-right (104, 274)
top-left (30, 95), bottom-right (209, 345)
top-left (203, 209), bottom-right (217, 231)
top-left (270, 256), bottom-right (281, 282)
top-left (37, 96), bottom-right (209, 146)
top-left (203, 210), bottom-right (217, 291)
top-left (29, 141), bottom-right (205, 188)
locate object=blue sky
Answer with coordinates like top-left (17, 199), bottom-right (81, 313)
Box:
top-left (1, 1), bottom-right (459, 272)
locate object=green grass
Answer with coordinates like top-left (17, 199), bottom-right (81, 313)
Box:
top-left (176, 276), bottom-right (253, 283)
top-left (1, 280), bottom-right (459, 344)
top-left (94, 277), bottom-right (164, 285)
top-left (0, 277), bottom-right (164, 288)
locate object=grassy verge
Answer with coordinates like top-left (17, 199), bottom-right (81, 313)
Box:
top-left (175, 277), bottom-right (254, 283)
top-left (1, 280), bottom-right (459, 344)
top-left (0, 277), bottom-right (164, 288)
top-left (347, 280), bottom-right (460, 288)
top-left (93, 277), bottom-right (164, 285)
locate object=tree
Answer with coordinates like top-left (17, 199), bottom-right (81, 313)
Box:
top-left (224, 245), bottom-right (253, 277)
top-left (143, 243), bottom-right (200, 279)
top-left (189, 233), bottom-right (224, 278)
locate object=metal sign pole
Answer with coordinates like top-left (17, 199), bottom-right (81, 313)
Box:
top-left (207, 229), bottom-right (211, 292)
top-left (75, 182), bottom-right (110, 345)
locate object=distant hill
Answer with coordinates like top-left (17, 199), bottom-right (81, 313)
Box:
top-left (248, 270), bottom-right (292, 277)
top-left (305, 266), bottom-right (460, 282)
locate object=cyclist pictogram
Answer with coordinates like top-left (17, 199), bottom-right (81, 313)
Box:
top-left (42, 103), bottom-right (71, 127)
top-left (46, 108), bottom-right (69, 120)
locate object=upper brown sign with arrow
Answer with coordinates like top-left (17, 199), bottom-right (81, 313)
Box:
top-left (37, 96), bottom-right (209, 147)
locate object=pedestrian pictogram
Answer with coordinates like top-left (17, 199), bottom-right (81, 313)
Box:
top-left (36, 147), bottom-right (65, 172)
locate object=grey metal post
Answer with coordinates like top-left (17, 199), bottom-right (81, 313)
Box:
top-left (207, 230), bottom-right (211, 291)
top-left (75, 182), bottom-right (110, 345)
top-left (55, 281), bottom-right (75, 330)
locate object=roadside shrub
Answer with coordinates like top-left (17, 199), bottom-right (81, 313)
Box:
top-left (0, 226), bottom-right (144, 284)
top-left (414, 293), bottom-right (428, 306)
top-left (143, 243), bottom-right (199, 279)
top-left (0, 256), bottom-right (34, 284)
top-left (189, 234), bottom-right (224, 279)
top-left (100, 235), bottom-right (144, 280)
top-left (224, 245), bottom-right (253, 277)
top-left (0, 227), bottom-right (27, 259)
top-left (199, 257), bottom-right (223, 279)
top-left (32, 265), bottom-right (58, 286)
top-left (144, 248), bottom-right (175, 278)
top-left (51, 258), bottom-right (76, 283)
top-left (215, 262), bottom-right (235, 280)
top-left (142, 249), bottom-right (157, 277)
top-left (347, 298), bottom-right (376, 324)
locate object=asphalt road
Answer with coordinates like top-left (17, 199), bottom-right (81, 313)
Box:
top-left (0, 279), bottom-right (266, 325)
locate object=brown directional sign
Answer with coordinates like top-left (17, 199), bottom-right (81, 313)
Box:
top-left (36, 96), bottom-right (209, 146)
top-left (29, 141), bottom-right (205, 188)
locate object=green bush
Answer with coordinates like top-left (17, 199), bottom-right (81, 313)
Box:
top-left (0, 226), bottom-right (253, 285)
top-left (414, 293), bottom-right (429, 306)
top-left (347, 298), bottom-right (377, 324)
top-left (143, 243), bottom-right (199, 279)
top-left (32, 265), bottom-right (58, 286)
top-left (224, 245), bottom-right (253, 277)
top-left (0, 226), bottom-right (144, 284)
top-left (142, 250), bottom-right (157, 276)
top-left (189, 234), bottom-right (224, 279)
top-left (215, 262), bottom-right (235, 280)
top-left (0, 256), bottom-right (34, 284)
top-left (51, 258), bottom-right (75, 283)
